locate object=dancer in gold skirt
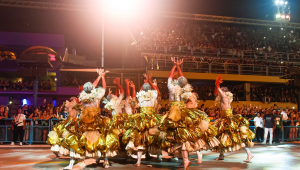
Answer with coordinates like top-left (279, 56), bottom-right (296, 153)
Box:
top-left (122, 74), bottom-right (161, 166)
top-left (63, 69), bottom-right (112, 169)
top-left (212, 75), bottom-right (255, 162)
top-left (47, 97), bottom-right (81, 158)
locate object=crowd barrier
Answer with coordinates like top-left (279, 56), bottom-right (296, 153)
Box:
top-left (0, 118), bottom-right (299, 144)
top-left (149, 60), bottom-right (286, 76)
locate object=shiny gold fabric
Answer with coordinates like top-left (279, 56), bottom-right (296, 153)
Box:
top-left (221, 108), bottom-right (233, 118)
top-left (159, 104), bottom-right (215, 151)
top-left (122, 107), bottom-right (160, 149)
top-left (212, 110), bottom-right (255, 152)
top-left (47, 117), bottom-right (74, 146)
top-left (80, 107), bottom-right (100, 124)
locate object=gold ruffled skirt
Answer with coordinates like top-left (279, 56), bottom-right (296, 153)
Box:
top-left (212, 109), bottom-right (255, 153)
top-left (61, 107), bottom-right (120, 157)
top-left (160, 105), bottom-right (219, 152)
top-left (122, 107), bottom-right (160, 152)
top-left (47, 117), bottom-right (74, 146)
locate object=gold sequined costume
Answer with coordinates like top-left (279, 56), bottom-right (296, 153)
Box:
top-left (61, 107), bottom-right (120, 158)
top-left (122, 107), bottom-right (161, 154)
top-left (160, 102), bottom-right (219, 154)
top-left (47, 117), bottom-right (76, 152)
top-left (211, 109), bottom-right (255, 153)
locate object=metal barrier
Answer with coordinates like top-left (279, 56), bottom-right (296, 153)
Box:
top-left (0, 119), bottom-right (299, 144)
top-left (0, 118), bottom-right (58, 144)
top-left (148, 59), bottom-right (287, 76)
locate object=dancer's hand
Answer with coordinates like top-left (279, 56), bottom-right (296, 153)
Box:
top-left (153, 79), bottom-right (157, 86)
top-left (115, 77), bottom-right (120, 84)
top-left (171, 71), bottom-right (178, 78)
top-left (108, 88), bottom-right (112, 95)
top-left (129, 81), bottom-right (135, 88)
top-left (125, 79), bottom-right (130, 85)
top-left (102, 70), bottom-right (109, 77)
top-left (171, 57), bottom-right (177, 66)
top-left (176, 58), bottom-right (183, 66)
top-left (148, 73), bottom-right (153, 80)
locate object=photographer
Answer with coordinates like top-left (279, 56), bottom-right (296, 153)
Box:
top-left (11, 107), bottom-right (26, 146)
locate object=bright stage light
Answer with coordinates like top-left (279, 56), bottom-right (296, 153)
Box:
top-left (276, 14), bottom-right (281, 18)
top-left (280, 0), bottom-right (284, 5)
top-left (281, 15), bottom-right (285, 19)
top-left (275, 0), bottom-right (279, 5)
top-left (285, 1), bottom-right (288, 5)
top-left (104, 0), bottom-right (141, 18)
top-left (286, 15), bottom-right (290, 18)
top-left (22, 99), bottom-right (27, 106)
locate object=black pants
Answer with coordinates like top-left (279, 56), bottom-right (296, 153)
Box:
top-left (13, 126), bottom-right (24, 143)
top-left (274, 128), bottom-right (281, 142)
top-left (256, 127), bottom-right (264, 141)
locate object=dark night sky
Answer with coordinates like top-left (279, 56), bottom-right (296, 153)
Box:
top-left (0, 0), bottom-right (300, 68)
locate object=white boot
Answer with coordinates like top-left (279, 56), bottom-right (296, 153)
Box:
top-left (78, 159), bottom-right (85, 168)
top-left (244, 148), bottom-right (254, 162)
top-left (196, 151), bottom-right (202, 164)
top-left (64, 158), bottom-right (75, 170)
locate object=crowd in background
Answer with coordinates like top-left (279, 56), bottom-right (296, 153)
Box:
top-left (0, 79), bottom-right (54, 91)
top-left (138, 21), bottom-right (300, 54)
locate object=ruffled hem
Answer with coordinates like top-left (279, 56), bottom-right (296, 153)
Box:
top-left (212, 143), bottom-right (246, 153)
top-left (50, 144), bottom-right (60, 152)
top-left (125, 141), bottom-right (145, 151)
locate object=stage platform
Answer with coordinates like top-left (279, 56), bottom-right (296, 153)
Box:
top-left (0, 142), bottom-right (299, 170)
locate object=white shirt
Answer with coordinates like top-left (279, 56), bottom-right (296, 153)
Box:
top-left (137, 90), bottom-right (158, 107)
top-left (253, 116), bottom-right (263, 128)
top-left (280, 111), bottom-right (288, 120)
top-left (14, 113), bottom-right (26, 126)
top-left (167, 77), bottom-right (181, 102)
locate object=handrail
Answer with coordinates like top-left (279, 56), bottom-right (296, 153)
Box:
top-left (1, 119), bottom-right (299, 143)
top-left (147, 59), bottom-right (286, 76)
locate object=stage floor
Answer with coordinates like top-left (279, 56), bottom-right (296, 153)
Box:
top-left (0, 143), bottom-right (300, 170)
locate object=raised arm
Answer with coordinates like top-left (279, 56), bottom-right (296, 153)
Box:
top-left (140, 73), bottom-right (149, 91)
top-left (176, 58), bottom-right (184, 77)
top-left (114, 77), bottom-right (124, 95)
top-left (130, 81), bottom-right (136, 99)
top-left (125, 79), bottom-right (130, 97)
top-left (214, 75), bottom-right (226, 98)
top-left (148, 73), bottom-right (161, 97)
top-left (93, 68), bottom-right (102, 88)
top-left (102, 70), bottom-right (108, 90)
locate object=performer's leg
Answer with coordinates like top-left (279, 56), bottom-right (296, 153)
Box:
top-left (216, 149), bottom-right (224, 160)
top-left (78, 158), bottom-right (85, 168)
top-left (243, 147), bottom-right (254, 162)
top-left (196, 150), bottom-right (202, 164)
top-left (64, 157), bottom-right (76, 170)
top-left (53, 151), bottom-right (59, 157)
top-left (103, 157), bottom-right (109, 169)
top-left (181, 150), bottom-right (191, 170)
top-left (134, 150), bottom-right (143, 166)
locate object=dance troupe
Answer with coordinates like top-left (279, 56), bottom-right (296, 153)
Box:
top-left (47, 58), bottom-right (255, 170)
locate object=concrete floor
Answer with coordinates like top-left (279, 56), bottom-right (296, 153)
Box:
top-left (0, 143), bottom-right (300, 170)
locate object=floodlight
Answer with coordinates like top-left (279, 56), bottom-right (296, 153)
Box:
top-left (269, 27), bottom-right (272, 30)
top-left (276, 14), bottom-right (281, 18)
top-left (280, 1), bottom-right (284, 5)
top-left (104, 0), bottom-right (141, 18)
top-left (281, 15), bottom-right (285, 19)
top-left (285, 1), bottom-right (288, 5)
top-left (275, 0), bottom-right (279, 5)
top-left (284, 36), bottom-right (286, 38)
top-left (286, 15), bottom-right (290, 18)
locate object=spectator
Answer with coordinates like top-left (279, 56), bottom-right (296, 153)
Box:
top-left (40, 110), bottom-right (50, 141)
top-left (11, 107), bottom-right (26, 146)
top-left (289, 116), bottom-right (296, 141)
top-left (0, 106), bottom-right (8, 144)
top-left (274, 110), bottom-right (283, 143)
top-left (262, 108), bottom-right (276, 144)
top-left (254, 112), bottom-right (264, 142)
top-left (29, 108), bottom-right (42, 142)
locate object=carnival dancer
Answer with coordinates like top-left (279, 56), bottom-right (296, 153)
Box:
top-left (47, 97), bottom-right (81, 158)
top-left (124, 79), bottom-right (138, 115)
top-left (180, 88), bottom-right (220, 164)
top-left (212, 75), bottom-right (255, 162)
top-left (63, 69), bottom-right (114, 169)
top-left (122, 74), bottom-right (161, 166)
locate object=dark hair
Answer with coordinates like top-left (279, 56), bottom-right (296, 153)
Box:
top-left (201, 104), bottom-right (205, 108)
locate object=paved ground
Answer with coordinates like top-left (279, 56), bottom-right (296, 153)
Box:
top-left (0, 143), bottom-right (300, 170)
